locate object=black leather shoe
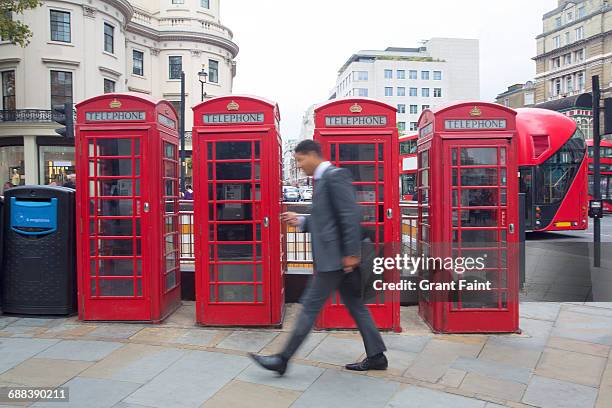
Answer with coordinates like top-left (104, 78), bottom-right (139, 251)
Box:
top-left (345, 354), bottom-right (388, 371)
top-left (248, 353), bottom-right (288, 376)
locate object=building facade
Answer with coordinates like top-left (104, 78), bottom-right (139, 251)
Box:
top-left (495, 81), bottom-right (536, 108)
top-left (0, 0), bottom-right (238, 188)
top-left (332, 38), bottom-right (480, 134)
top-left (534, 0), bottom-right (611, 104)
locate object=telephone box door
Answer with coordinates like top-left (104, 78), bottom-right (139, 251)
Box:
top-left (317, 136), bottom-right (399, 329)
top-left (81, 131), bottom-right (151, 320)
top-left (444, 139), bottom-right (519, 332)
top-left (197, 135), bottom-right (272, 324)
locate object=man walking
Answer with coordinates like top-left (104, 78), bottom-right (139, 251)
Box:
top-left (250, 140), bottom-right (387, 375)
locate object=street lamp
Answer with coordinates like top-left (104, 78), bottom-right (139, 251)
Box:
top-left (198, 69), bottom-right (208, 101)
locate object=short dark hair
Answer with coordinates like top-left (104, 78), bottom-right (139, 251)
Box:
top-left (294, 139), bottom-right (322, 157)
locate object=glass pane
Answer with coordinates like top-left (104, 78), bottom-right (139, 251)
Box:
top-left (95, 199), bottom-right (133, 216)
top-left (209, 203), bottom-right (253, 221)
top-left (338, 144), bottom-right (377, 161)
top-left (164, 161), bottom-right (177, 178)
top-left (210, 244), bottom-right (260, 261)
top-left (214, 264), bottom-right (256, 282)
top-left (97, 179), bottom-right (139, 197)
top-left (460, 148), bottom-right (497, 165)
top-left (461, 229), bottom-right (499, 244)
top-left (215, 142), bottom-right (254, 160)
top-left (94, 239), bottom-right (135, 256)
top-left (97, 259), bottom-right (135, 276)
top-left (164, 143), bottom-right (176, 159)
top-left (165, 271), bottom-right (177, 290)
top-left (354, 184), bottom-right (384, 202)
top-left (96, 219), bottom-right (140, 236)
top-left (215, 163), bottom-right (254, 180)
top-left (460, 189), bottom-right (497, 206)
top-left (457, 209), bottom-right (498, 227)
top-left (341, 164), bottom-right (384, 182)
top-left (217, 285), bottom-right (255, 302)
top-left (98, 279), bottom-right (135, 296)
top-left (209, 183), bottom-right (260, 201)
top-left (211, 223), bottom-right (255, 241)
top-left (461, 168), bottom-right (498, 186)
top-left (96, 139), bottom-right (133, 156)
top-left (97, 159), bottom-right (134, 177)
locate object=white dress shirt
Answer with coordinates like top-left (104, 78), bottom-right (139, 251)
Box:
top-left (297, 161), bottom-right (332, 230)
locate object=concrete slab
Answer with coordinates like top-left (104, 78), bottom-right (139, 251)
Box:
top-left (522, 375), bottom-right (598, 408)
top-left (535, 347), bottom-right (607, 387)
top-left (0, 358), bottom-right (92, 387)
top-left (216, 330), bottom-right (279, 353)
top-left (88, 325), bottom-right (144, 339)
top-left (200, 380), bottom-right (300, 408)
top-left (237, 362), bottom-right (324, 391)
top-left (30, 377), bottom-right (141, 408)
top-left (173, 329), bottom-right (220, 347)
top-left (386, 385), bottom-right (486, 408)
top-left (451, 357), bottom-right (532, 384)
top-left (459, 372), bottom-right (527, 402)
top-left (37, 340), bottom-right (124, 362)
top-left (305, 335), bottom-right (365, 366)
top-left (0, 338), bottom-right (59, 374)
top-left (478, 342), bottom-right (542, 369)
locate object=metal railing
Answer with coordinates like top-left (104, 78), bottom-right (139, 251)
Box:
top-left (178, 200), bottom-right (419, 269)
top-left (0, 109), bottom-right (77, 123)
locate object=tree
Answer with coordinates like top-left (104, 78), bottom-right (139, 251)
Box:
top-left (0, 0), bottom-right (42, 47)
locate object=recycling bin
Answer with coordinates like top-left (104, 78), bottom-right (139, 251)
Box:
top-left (1, 186), bottom-right (76, 315)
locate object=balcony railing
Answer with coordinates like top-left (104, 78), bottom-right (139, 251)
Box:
top-left (0, 109), bottom-right (59, 123)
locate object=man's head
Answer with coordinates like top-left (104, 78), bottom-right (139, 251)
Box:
top-left (67, 174), bottom-right (76, 182)
top-left (294, 140), bottom-right (323, 177)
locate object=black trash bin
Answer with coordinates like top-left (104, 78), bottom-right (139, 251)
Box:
top-left (1, 186), bottom-right (76, 315)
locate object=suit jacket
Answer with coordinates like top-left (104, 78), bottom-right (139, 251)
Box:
top-left (302, 165), bottom-right (362, 272)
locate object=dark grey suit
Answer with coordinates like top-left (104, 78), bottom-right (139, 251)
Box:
top-left (281, 165), bottom-right (386, 360)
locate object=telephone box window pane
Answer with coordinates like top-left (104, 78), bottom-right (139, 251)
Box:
top-left (215, 264), bottom-right (256, 282)
top-left (164, 161), bottom-right (177, 178)
top-left (215, 142), bottom-right (252, 159)
top-left (97, 159), bottom-right (134, 176)
top-left (354, 184), bottom-right (384, 201)
top-left (338, 144), bottom-right (376, 161)
top-left (209, 203), bottom-right (252, 221)
top-left (165, 271), bottom-right (177, 290)
top-left (165, 180), bottom-right (175, 196)
top-left (458, 209), bottom-right (498, 227)
top-left (96, 219), bottom-right (137, 236)
top-left (96, 139), bottom-right (132, 156)
top-left (166, 252), bottom-right (177, 271)
top-left (501, 169), bottom-right (507, 185)
top-left (210, 183), bottom-right (260, 200)
top-left (342, 164), bottom-right (384, 182)
top-left (421, 151), bottom-right (429, 168)
top-left (94, 239), bottom-right (135, 256)
top-left (211, 244), bottom-right (257, 261)
top-left (452, 169), bottom-right (458, 186)
top-left (362, 225), bottom-right (385, 243)
top-left (461, 229), bottom-right (498, 244)
top-left (97, 259), bottom-right (135, 276)
top-left (460, 148), bottom-right (497, 165)
top-left (361, 206), bottom-right (378, 222)
top-left (96, 199), bottom-right (134, 216)
top-left (98, 280), bottom-right (134, 296)
top-left (452, 148), bottom-right (457, 164)
top-left (500, 148), bottom-right (506, 165)
top-left (460, 168), bottom-right (498, 186)
top-left (501, 189), bottom-right (507, 205)
top-left (212, 223), bottom-right (254, 241)
top-left (421, 169), bottom-right (429, 187)
top-left (460, 189), bottom-right (497, 206)
top-left (459, 291), bottom-right (498, 309)
top-left (215, 163), bottom-right (253, 180)
top-left (218, 285), bottom-right (255, 302)
top-left (164, 143), bottom-right (176, 159)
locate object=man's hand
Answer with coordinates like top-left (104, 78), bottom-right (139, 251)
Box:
top-left (281, 212), bottom-right (301, 227)
top-left (342, 256), bottom-right (361, 273)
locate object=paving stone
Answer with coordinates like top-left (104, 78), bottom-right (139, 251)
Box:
top-left (37, 340), bottom-right (124, 362)
top-left (124, 350), bottom-right (251, 408)
top-left (129, 327), bottom-right (189, 344)
top-left (82, 343), bottom-right (185, 384)
top-left (438, 368), bottom-right (467, 388)
top-left (201, 380), bottom-right (300, 408)
top-left (0, 358), bottom-right (91, 387)
top-left (0, 317), bottom-right (19, 329)
top-left (0, 338), bottom-right (59, 374)
top-left (535, 347), bottom-right (606, 387)
top-left (8, 318), bottom-right (64, 328)
top-left (459, 372), bottom-right (526, 402)
top-left (597, 356), bottom-right (612, 408)
top-left (547, 336), bottom-right (611, 358)
top-left (237, 362), bottom-right (323, 391)
top-left (564, 304), bottom-right (612, 319)
top-left (489, 318), bottom-right (553, 350)
top-left (385, 349), bottom-right (418, 376)
top-left (381, 334), bottom-right (432, 353)
top-left (452, 357), bottom-right (532, 384)
top-left (386, 385), bottom-right (486, 408)
top-left (292, 369), bottom-right (400, 408)
top-left (484, 404), bottom-right (508, 408)
top-left (551, 310), bottom-right (612, 346)
top-left (522, 375), bottom-right (598, 408)
top-left (113, 403), bottom-right (157, 408)
top-left (478, 342), bottom-right (542, 369)
top-left (88, 325), bottom-right (144, 339)
top-left (173, 329), bottom-right (219, 347)
top-left (305, 335), bottom-right (365, 366)
top-left (519, 302), bottom-right (561, 321)
top-left (42, 323), bottom-right (98, 338)
top-left (30, 377), bottom-right (141, 408)
top-left (216, 330), bottom-right (279, 353)
top-left (0, 325), bottom-right (47, 338)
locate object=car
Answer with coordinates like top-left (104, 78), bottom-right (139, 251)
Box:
top-left (283, 186), bottom-right (300, 202)
top-left (300, 187), bottom-right (313, 201)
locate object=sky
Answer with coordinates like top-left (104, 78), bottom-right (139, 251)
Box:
top-left (222, 0), bottom-right (558, 140)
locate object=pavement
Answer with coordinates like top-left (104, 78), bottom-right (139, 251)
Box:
top-left (0, 301), bottom-right (611, 408)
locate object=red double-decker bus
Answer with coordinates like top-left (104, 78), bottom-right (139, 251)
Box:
top-left (586, 138), bottom-right (612, 212)
top-left (399, 133), bottom-right (417, 201)
top-left (516, 108), bottom-right (588, 231)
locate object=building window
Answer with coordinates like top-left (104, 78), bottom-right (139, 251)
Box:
top-left (133, 50), bottom-right (144, 76)
top-left (398, 122), bottom-right (406, 132)
top-left (357, 88), bottom-right (368, 97)
top-left (384, 69), bottom-right (392, 79)
top-left (50, 70), bottom-right (73, 108)
top-left (104, 23), bottom-right (114, 54)
top-left (397, 104), bottom-right (406, 114)
top-left (384, 87), bottom-right (393, 96)
top-left (208, 59), bottom-right (219, 83)
top-left (421, 71), bottom-right (430, 80)
top-left (50, 10), bottom-right (71, 43)
top-left (553, 78), bottom-right (561, 96)
top-left (409, 105), bottom-right (418, 114)
top-left (397, 70), bottom-right (405, 79)
top-left (555, 16), bottom-right (562, 27)
top-left (575, 49), bottom-right (584, 62)
top-left (577, 72), bottom-right (585, 91)
top-left (172, 0), bottom-right (185, 3)
top-left (575, 26), bottom-right (584, 40)
top-left (354, 71), bottom-right (368, 81)
top-left (0, 146), bottom-right (25, 189)
top-left (397, 87), bottom-right (406, 96)
top-left (565, 31), bottom-right (570, 44)
top-left (409, 87), bottom-right (417, 97)
top-left (409, 122), bottom-right (418, 131)
top-left (552, 57), bottom-right (561, 69)
top-left (1, 70), bottom-right (16, 110)
top-left (433, 71), bottom-right (442, 80)
top-left (566, 76), bottom-right (573, 93)
top-left (39, 145), bottom-right (75, 186)
top-left (433, 88), bottom-right (442, 97)
top-left (169, 56), bottom-right (182, 79)
top-left (567, 11), bottom-right (573, 22)
top-left (564, 53), bottom-right (572, 65)
top-left (409, 70), bottom-right (417, 79)
top-left (421, 88), bottom-right (430, 97)
top-left (578, 6), bottom-right (586, 18)
top-left (422, 104), bottom-right (430, 111)
top-left (201, 0), bottom-right (210, 8)
top-left (553, 35), bottom-right (560, 48)
top-left (104, 78), bottom-right (115, 94)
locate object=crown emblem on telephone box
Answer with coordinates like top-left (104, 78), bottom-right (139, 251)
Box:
top-left (469, 106), bottom-right (482, 117)
top-left (349, 103), bottom-right (363, 113)
top-left (109, 99), bottom-right (122, 109)
top-left (227, 100), bottom-right (240, 111)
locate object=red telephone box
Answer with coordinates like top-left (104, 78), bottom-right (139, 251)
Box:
top-left (416, 102), bottom-right (519, 333)
top-left (313, 98), bottom-right (401, 331)
top-left (75, 93), bottom-right (182, 322)
top-left (192, 96), bottom-right (285, 326)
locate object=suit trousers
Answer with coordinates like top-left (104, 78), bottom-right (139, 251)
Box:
top-left (281, 269), bottom-right (387, 360)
